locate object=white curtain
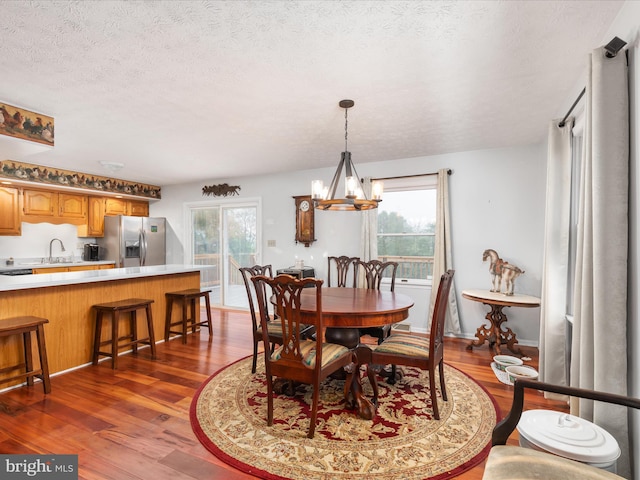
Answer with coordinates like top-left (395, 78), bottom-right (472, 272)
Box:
top-left (539, 118), bottom-right (573, 393)
top-left (571, 47), bottom-right (629, 477)
top-left (429, 169), bottom-right (461, 335)
top-left (359, 177), bottom-right (377, 287)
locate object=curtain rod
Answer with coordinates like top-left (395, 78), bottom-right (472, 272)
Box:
top-left (372, 170), bottom-right (452, 182)
top-left (558, 36), bottom-right (627, 128)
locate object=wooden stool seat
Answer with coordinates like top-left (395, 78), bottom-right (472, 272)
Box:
top-left (92, 298), bottom-right (156, 369)
top-left (165, 289), bottom-right (213, 344)
top-left (0, 316), bottom-right (51, 393)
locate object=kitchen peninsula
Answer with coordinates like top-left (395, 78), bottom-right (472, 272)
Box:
top-left (0, 265), bottom-right (205, 389)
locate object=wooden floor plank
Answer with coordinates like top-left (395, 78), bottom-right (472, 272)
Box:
top-left (0, 308), bottom-right (568, 479)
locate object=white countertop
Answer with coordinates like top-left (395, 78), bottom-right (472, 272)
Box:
top-left (0, 260), bottom-right (114, 270)
top-left (0, 264), bottom-right (208, 292)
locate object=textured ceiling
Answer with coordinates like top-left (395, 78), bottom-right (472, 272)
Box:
top-left (0, 0), bottom-right (625, 186)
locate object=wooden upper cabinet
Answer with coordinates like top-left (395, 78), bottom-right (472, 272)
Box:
top-left (0, 186), bottom-right (21, 235)
top-left (8, 186), bottom-right (150, 236)
top-left (23, 189), bottom-right (87, 226)
top-left (23, 189), bottom-right (55, 216)
top-left (59, 193), bottom-right (87, 219)
top-left (128, 200), bottom-right (149, 217)
top-left (105, 197), bottom-right (149, 217)
top-left (78, 196), bottom-right (105, 237)
top-left (104, 198), bottom-right (128, 216)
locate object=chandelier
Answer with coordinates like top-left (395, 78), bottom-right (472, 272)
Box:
top-left (311, 100), bottom-right (383, 211)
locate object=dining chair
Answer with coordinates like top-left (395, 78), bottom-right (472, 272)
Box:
top-left (327, 255), bottom-right (359, 287)
top-left (368, 269), bottom-right (455, 420)
top-left (355, 259), bottom-right (399, 344)
top-left (251, 274), bottom-right (356, 439)
top-left (239, 265), bottom-right (315, 374)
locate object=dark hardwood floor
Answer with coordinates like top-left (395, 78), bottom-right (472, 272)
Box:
top-left (0, 308), bottom-right (568, 479)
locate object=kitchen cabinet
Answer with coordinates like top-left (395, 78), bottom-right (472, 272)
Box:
top-left (78, 196), bottom-right (106, 237)
top-left (79, 197), bottom-right (149, 237)
top-left (32, 266), bottom-right (70, 274)
top-left (22, 189), bottom-right (87, 225)
top-left (0, 186), bottom-right (21, 235)
top-left (23, 189), bottom-right (54, 217)
top-left (105, 197), bottom-right (149, 217)
top-left (105, 197), bottom-right (128, 216)
top-left (32, 264), bottom-right (114, 274)
top-left (58, 193), bottom-right (87, 219)
top-left (128, 200), bottom-right (149, 217)
top-left (1, 184), bottom-right (150, 235)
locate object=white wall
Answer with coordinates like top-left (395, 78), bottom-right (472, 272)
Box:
top-left (0, 223), bottom-right (88, 262)
top-left (154, 142), bottom-right (547, 344)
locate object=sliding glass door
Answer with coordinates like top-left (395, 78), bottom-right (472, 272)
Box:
top-left (189, 200), bottom-right (259, 308)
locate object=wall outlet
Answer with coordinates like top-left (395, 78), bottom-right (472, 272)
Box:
top-left (267, 240), bottom-right (276, 247)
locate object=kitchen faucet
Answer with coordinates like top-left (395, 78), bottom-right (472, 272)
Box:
top-left (49, 238), bottom-right (66, 263)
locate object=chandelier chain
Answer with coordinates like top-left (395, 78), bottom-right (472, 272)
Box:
top-left (344, 107), bottom-right (348, 152)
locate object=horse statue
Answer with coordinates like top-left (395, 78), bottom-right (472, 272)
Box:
top-left (482, 249), bottom-right (524, 296)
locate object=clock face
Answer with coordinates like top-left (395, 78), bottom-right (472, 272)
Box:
top-left (299, 200), bottom-right (310, 212)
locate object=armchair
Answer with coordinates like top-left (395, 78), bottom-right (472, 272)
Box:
top-left (484, 378), bottom-right (640, 479)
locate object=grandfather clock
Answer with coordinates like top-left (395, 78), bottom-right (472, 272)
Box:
top-left (293, 195), bottom-right (315, 247)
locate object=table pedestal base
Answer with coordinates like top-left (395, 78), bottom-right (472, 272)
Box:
top-left (466, 303), bottom-right (523, 356)
top-left (325, 327), bottom-right (377, 420)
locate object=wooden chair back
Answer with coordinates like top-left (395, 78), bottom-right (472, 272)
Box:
top-left (368, 269), bottom-right (455, 419)
top-left (428, 269), bottom-right (455, 370)
top-left (239, 264), bottom-right (276, 373)
top-left (354, 259), bottom-right (398, 291)
top-left (239, 264), bottom-right (274, 333)
top-left (251, 273), bottom-right (354, 438)
top-left (327, 256), bottom-right (359, 287)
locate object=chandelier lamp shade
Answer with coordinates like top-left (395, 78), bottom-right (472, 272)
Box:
top-left (312, 100), bottom-right (383, 211)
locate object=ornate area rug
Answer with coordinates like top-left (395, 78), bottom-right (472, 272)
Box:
top-left (190, 356), bottom-right (498, 480)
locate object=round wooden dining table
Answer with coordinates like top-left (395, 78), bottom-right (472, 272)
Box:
top-left (299, 287), bottom-right (414, 419)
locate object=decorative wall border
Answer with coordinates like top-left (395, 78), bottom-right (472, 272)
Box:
top-left (0, 102), bottom-right (54, 146)
top-left (0, 160), bottom-right (161, 199)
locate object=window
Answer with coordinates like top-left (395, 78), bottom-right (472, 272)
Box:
top-left (377, 175), bottom-right (437, 285)
top-left (186, 200), bottom-right (259, 308)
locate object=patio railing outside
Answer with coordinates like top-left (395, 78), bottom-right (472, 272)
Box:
top-left (378, 255), bottom-right (434, 281)
top-left (194, 253), bottom-right (256, 288)
top-left (194, 253), bottom-right (434, 293)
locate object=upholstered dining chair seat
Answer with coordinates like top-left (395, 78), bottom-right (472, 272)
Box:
top-left (271, 340), bottom-right (351, 369)
top-left (373, 334), bottom-right (430, 358)
top-left (485, 378), bottom-right (640, 480)
top-left (483, 446), bottom-right (622, 480)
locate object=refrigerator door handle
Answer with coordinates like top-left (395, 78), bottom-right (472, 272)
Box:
top-left (140, 229), bottom-right (147, 266)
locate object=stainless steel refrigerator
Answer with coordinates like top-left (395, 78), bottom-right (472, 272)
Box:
top-left (97, 216), bottom-right (166, 267)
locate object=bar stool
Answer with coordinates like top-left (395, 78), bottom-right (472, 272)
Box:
top-left (164, 288), bottom-right (213, 344)
top-left (92, 298), bottom-right (156, 369)
top-left (0, 316), bottom-right (51, 393)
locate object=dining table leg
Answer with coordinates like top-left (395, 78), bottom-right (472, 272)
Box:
top-left (325, 327), bottom-right (377, 420)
